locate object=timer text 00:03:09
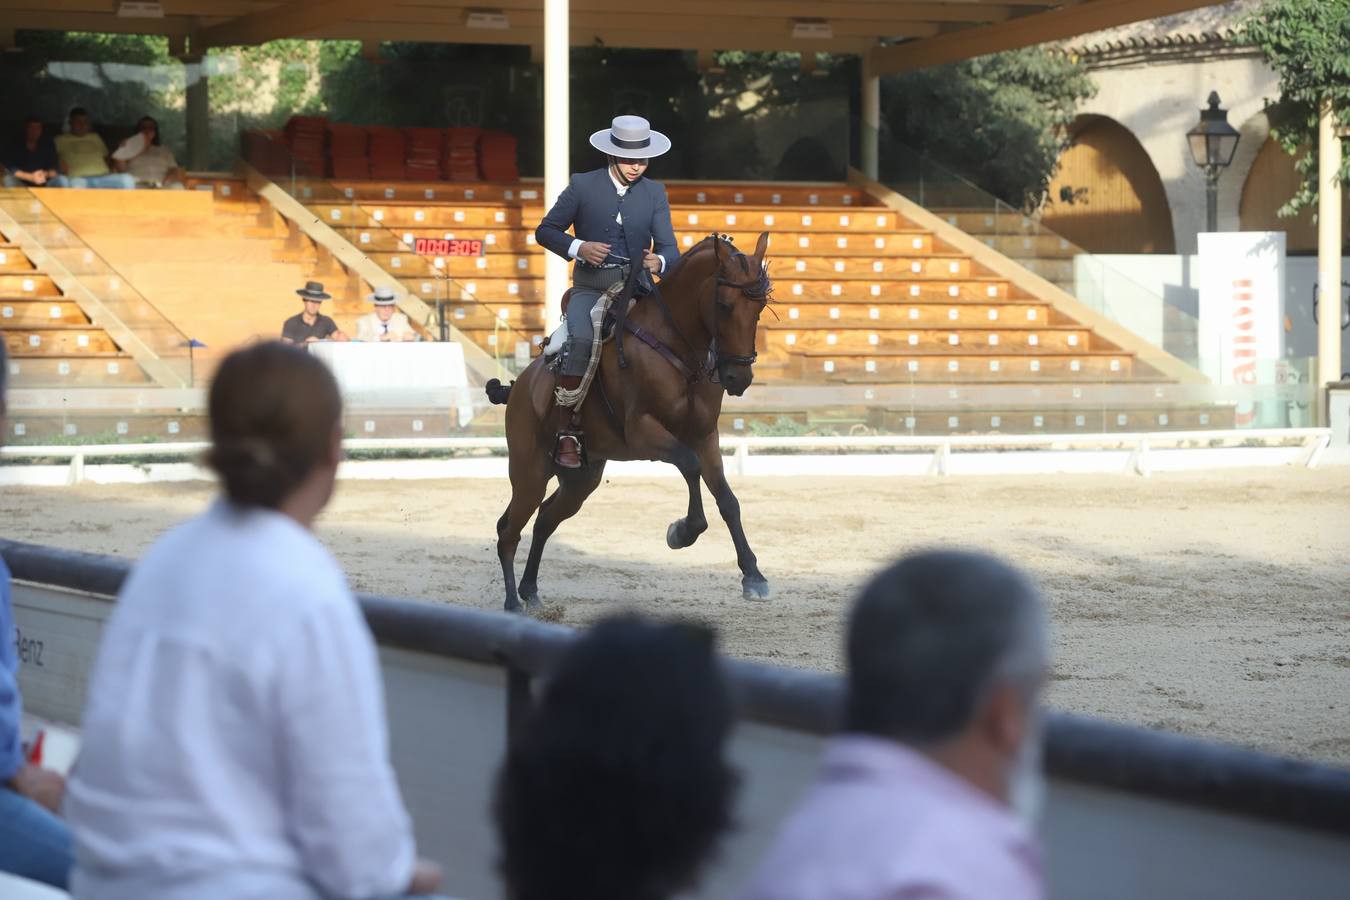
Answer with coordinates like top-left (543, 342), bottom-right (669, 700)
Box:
top-left (414, 238), bottom-right (484, 256)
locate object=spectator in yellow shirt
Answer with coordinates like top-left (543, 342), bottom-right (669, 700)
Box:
top-left (54, 108), bottom-right (134, 190)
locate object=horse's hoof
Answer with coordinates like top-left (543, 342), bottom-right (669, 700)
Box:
top-left (666, 520), bottom-right (686, 549)
top-left (504, 601), bottom-right (525, 615)
top-left (742, 578), bottom-right (771, 601)
top-left (524, 593), bottom-right (543, 612)
top-left (666, 518), bottom-right (703, 550)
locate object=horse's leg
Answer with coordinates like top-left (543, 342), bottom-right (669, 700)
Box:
top-left (695, 435), bottom-right (770, 600)
top-left (497, 458), bottom-right (550, 614)
top-left (518, 461), bottom-right (606, 610)
top-left (664, 442), bottom-right (710, 550)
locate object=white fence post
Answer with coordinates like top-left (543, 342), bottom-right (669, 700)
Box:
top-left (1127, 437), bottom-right (1151, 477)
top-left (927, 442), bottom-right (950, 476)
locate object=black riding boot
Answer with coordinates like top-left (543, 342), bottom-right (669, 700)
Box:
top-left (553, 375), bottom-right (584, 468)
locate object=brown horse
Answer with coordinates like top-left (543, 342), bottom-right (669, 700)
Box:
top-left (485, 232), bottom-right (773, 613)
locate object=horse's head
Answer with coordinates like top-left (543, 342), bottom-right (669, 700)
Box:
top-left (709, 232), bottom-right (772, 396)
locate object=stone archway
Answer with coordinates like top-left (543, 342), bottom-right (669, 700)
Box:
top-left (1042, 114), bottom-right (1176, 253)
top-left (1240, 136), bottom-right (1350, 254)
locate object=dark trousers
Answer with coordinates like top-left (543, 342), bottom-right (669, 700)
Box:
top-left (561, 265), bottom-right (626, 377)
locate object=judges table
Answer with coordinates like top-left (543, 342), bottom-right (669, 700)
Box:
top-left (307, 341), bottom-right (475, 425)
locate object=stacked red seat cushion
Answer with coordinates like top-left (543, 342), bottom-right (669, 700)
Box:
top-left (479, 130), bottom-right (519, 182)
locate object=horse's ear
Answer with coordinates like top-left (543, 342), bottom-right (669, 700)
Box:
top-left (713, 233), bottom-right (725, 262)
top-left (754, 231), bottom-right (770, 263)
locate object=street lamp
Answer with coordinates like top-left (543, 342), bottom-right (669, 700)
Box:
top-left (1187, 91), bottom-right (1241, 233)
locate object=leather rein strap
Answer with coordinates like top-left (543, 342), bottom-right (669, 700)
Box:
top-left (619, 266), bottom-right (770, 383)
top-left (623, 319), bottom-right (708, 383)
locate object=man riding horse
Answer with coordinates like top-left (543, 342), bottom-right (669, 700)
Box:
top-left (535, 115), bottom-right (678, 468)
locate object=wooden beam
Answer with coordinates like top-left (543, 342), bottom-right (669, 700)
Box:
top-left (0, 0), bottom-right (263, 12)
top-left (0, 10), bottom-right (196, 37)
top-left (197, 0), bottom-right (373, 48)
top-left (316, 20), bottom-right (875, 52)
top-left (350, 8), bottom-right (940, 39)
top-left (386, 0), bottom-right (1023, 23)
top-left (870, 0), bottom-right (1232, 74)
top-left (2, 0), bottom-right (1031, 28)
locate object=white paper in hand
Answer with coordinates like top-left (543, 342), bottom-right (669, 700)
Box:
top-left (112, 131), bottom-right (147, 161)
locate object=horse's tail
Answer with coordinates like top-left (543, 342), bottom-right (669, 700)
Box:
top-left (485, 378), bottom-right (513, 405)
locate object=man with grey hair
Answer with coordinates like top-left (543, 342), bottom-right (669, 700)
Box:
top-left (740, 550), bottom-right (1049, 900)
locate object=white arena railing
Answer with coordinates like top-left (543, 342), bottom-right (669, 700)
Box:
top-left (0, 427), bottom-right (1335, 485)
top-left (5, 539), bottom-right (1349, 900)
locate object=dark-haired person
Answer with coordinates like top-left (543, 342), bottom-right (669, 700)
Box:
top-left (495, 615), bottom-right (737, 900)
top-left (534, 115), bottom-right (678, 468)
top-left (55, 107), bottom-right (133, 190)
top-left (113, 116), bottom-right (184, 188)
top-left (0, 338), bottom-right (76, 890)
top-left (2, 117), bottom-right (69, 188)
top-left (282, 281), bottom-right (349, 344)
top-left (740, 551), bottom-right (1049, 900)
top-left (64, 342), bottom-right (444, 900)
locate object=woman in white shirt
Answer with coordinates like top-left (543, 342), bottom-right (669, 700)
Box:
top-left (64, 342), bottom-right (444, 900)
top-left (113, 116), bottom-right (184, 188)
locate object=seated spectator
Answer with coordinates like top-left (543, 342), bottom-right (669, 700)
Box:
top-left (2, 116), bottom-right (69, 188)
top-left (739, 550), bottom-right (1050, 900)
top-left (0, 339), bottom-right (75, 891)
top-left (64, 342), bottom-right (445, 900)
top-left (494, 615), bottom-right (737, 900)
top-left (356, 286), bottom-right (416, 342)
top-left (112, 116), bottom-right (184, 189)
top-left (54, 107), bottom-right (133, 190)
top-left (281, 281), bottom-right (349, 344)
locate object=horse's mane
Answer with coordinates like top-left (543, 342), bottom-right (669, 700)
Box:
top-left (662, 234), bottom-right (724, 283)
top-left (664, 234), bottom-right (761, 287)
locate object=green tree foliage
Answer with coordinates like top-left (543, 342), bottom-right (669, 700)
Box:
top-left (1243, 0), bottom-right (1350, 218)
top-left (880, 47), bottom-right (1096, 211)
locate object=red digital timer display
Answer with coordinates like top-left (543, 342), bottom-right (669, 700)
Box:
top-left (414, 238), bottom-right (484, 257)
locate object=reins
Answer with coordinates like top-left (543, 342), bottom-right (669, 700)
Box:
top-left (617, 239), bottom-right (770, 382)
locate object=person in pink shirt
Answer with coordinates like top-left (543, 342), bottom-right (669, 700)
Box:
top-left (739, 550), bottom-right (1050, 900)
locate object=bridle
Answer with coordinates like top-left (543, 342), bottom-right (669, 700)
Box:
top-left (710, 266), bottom-right (772, 369)
top-left (618, 239), bottom-right (771, 386)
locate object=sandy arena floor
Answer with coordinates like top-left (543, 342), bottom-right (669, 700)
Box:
top-left (3, 467), bottom-right (1348, 766)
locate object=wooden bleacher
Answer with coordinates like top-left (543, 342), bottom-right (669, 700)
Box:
top-left (307, 180), bottom-right (1165, 392)
top-left (1, 174), bottom-right (1225, 440)
top-left (0, 240), bottom-right (151, 388)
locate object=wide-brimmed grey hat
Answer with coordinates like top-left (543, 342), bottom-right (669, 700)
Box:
top-left (368, 286), bottom-right (397, 306)
top-left (589, 115), bottom-right (671, 159)
top-left (296, 280), bottom-right (330, 301)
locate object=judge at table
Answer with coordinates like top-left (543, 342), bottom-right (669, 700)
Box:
top-left (355, 287), bottom-right (416, 343)
top-left (281, 281), bottom-right (348, 344)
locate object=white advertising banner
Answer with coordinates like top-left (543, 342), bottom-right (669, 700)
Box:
top-left (1198, 232), bottom-right (1286, 425)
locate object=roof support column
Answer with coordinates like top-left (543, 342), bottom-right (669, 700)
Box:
top-left (543, 0), bottom-right (570, 335)
top-left (861, 51), bottom-right (880, 181)
top-left (1317, 97), bottom-right (1343, 423)
top-left (183, 54), bottom-right (211, 172)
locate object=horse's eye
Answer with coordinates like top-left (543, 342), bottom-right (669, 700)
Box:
top-left (716, 300), bottom-right (733, 314)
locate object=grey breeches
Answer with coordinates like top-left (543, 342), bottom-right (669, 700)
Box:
top-left (561, 265), bottom-right (626, 377)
